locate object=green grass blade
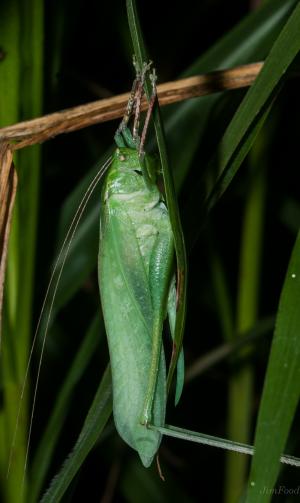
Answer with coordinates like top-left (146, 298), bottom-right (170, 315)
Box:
top-left (209, 245), bottom-right (234, 344)
top-left (0, 1), bottom-right (43, 501)
top-left (225, 134), bottom-right (267, 502)
top-left (16, 0), bottom-right (44, 377)
top-left (28, 315), bottom-right (103, 502)
top-left (40, 366), bottom-right (112, 503)
top-left (0, 3), bottom-right (20, 128)
top-left (167, 0), bottom-right (299, 192)
top-left (126, 0), bottom-right (187, 399)
top-left (184, 0), bottom-right (297, 76)
top-left (150, 424), bottom-right (300, 468)
top-left (206, 2), bottom-right (300, 209)
top-left (0, 3), bottom-right (21, 499)
top-left (245, 229), bottom-right (300, 502)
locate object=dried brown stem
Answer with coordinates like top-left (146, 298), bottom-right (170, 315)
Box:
top-left (0, 62), bottom-right (264, 150)
top-left (0, 143), bottom-right (18, 343)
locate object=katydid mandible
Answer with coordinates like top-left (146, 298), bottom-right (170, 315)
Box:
top-left (98, 61), bottom-right (184, 467)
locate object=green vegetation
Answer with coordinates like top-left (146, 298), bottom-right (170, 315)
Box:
top-left (1, 1), bottom-right (300, 501)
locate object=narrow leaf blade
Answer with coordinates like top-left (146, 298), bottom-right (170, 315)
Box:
top-left (40, 366), bottom-right (112, 503)
top-left (245, 229), bottom-right (300, 502)
top-left (207, 2), bottom-right (300, 208)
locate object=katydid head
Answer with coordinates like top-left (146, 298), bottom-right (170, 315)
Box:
top-left (108, 147), bottom-right (159, 194)
top-left (113, 125), bottom-right (159, 188)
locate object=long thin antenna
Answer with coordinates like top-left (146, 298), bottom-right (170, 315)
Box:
top-left (7, 155), bottom-right (112, 485)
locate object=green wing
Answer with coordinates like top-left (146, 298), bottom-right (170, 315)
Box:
top-left (99, 206), bottom-right (166, 467)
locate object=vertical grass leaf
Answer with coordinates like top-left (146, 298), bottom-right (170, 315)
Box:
top-left (245, 229), bottom-right (300, 502)
top-left (40, 366), bottom-right (112, 503)
top-left (28, 315), bottom-right (103, 502)
top-left (206, 1), bottom-right (300, 210)
top-left (126, 0), bottom-right (188, 398)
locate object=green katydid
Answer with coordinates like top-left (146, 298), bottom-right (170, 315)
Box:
top-left (98, 60), bottom-right (184, 467)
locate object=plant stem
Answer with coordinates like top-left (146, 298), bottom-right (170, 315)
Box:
top-left (224, 133), bottom-right (266, 503)
top-left (0, 1), bottom-right (43, 501)
top-left (0, 63), bottom-right (265, 148)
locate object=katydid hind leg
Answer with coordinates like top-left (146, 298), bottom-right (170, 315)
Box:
top-left (141, 223), bottom-right (173, 425)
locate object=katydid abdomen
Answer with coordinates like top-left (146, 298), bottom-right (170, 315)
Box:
top-left (98, 147), bottom-right (174, 467)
